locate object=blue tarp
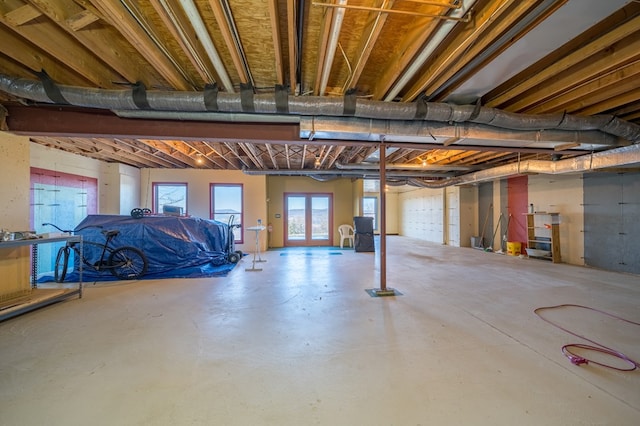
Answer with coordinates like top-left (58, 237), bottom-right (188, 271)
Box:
top-left (58, 214), bottom-right (236, 281)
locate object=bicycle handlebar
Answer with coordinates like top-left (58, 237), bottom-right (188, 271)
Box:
top-left (42, 223), bottom-right (104, 233)
top-left (42, 223), bottom-right (69, 233)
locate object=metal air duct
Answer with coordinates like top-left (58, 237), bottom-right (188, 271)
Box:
top-left (1, 74), bottom-right (639, 143)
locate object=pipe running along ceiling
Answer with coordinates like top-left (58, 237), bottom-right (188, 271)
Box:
top-left (1, 0), bottom-right (640, 186)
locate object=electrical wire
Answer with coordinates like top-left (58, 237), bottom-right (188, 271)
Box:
top-left (534, 304), bottom-right (639, 372)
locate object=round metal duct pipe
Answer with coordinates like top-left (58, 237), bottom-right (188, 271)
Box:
top-left (1, 74), bottom-right (639, 144)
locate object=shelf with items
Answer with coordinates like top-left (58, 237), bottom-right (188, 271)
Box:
top-left (525, 213), bottom-right (561, 263)
top-left (0, 235), bottom-right (83, 321)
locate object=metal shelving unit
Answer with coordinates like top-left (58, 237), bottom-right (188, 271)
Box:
top-left (0, 235), bottom-right (83, 321)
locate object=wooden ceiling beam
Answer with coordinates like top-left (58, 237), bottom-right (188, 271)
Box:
top-left (507, 35), bottom-right (640, 112)
top-left (25, 0), bottom-right (155, 86)
top-left (205, 142), bottom-right (243, 169)
top-left (286, 0), bottom-right (297, 93)
top-left (429, 149), bottom-right (476, 164)
top-left (325, 145), bottom-right (346, 169)
top-left (85, 0), bottom-right (193, 90)
top-left (163, 140), bottom-right (207, 168)
top-left (184, 141), bottom-right (228, 170)
top-left (198, 142), bottom-right (242, 170)
top-left (385, 147), bottom-right (413, 163)
top-left (0, 0), bottom-right (120, 88)
top-left (5, 4), bottom-right (42, 26)
top-left (149, 0), bottom-right (218, 85)
top-left (238, 142), bottom-right (266, 169)
top-left (221, 142), bottom-right (252, 169)
top-left (41, 136), bottom-right (151, 168)
top-left (30, 136), bottom-right (109, 161)
top-left (268, 0), bottom-right (284, 85)
top-left (300, 145), bottom-right (308, 168)
top-left (526, 59), bottom-right (640, 114)
top-left (96, 138), bottom-right (179, 168)
top-left (418, 0), bottom-right (539, 98)
top-left (112, 138), bottom-right (190, 168)
top-left (207, 0), bottom-right (249, 85)
top-left (65, 9), bottom-right (100, 31)
top-left (621, 111), bottom-right (640, 122)
top-left (371, 4), bottom-right (444, 100)
top-left (185, 141), bottom-right (231, 169)
top-left (429, 0), bottom-right (571, 103)
top-left (401, 0), bottom-right (521, 101)
top-left (342, 0), bottom-right (396, 93)
top-left (314, 0), bottom-right (345, 95)
top-left (284, 144), bottom-right (292, 169)
top-left (486, 13), bottom-right (640, 109)
top-left (135, 139), bottom-right (192, 168)
top-left (0, 26), bottom-right (90, 86)
top-left (568, 73), bottom-right (640, 115)
top-left (265, 143), bottom-right (279, 169)
top-left (576, 87), bottom-right (640, 116)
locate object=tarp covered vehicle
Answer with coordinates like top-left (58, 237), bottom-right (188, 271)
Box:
top-left (67, 214), bottom-right (237, 280)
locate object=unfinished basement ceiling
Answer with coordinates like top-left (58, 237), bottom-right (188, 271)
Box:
top-left (1, 0), bottom-right (640, 183)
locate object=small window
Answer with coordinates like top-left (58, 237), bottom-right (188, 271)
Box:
top-left (153, 183), bottom-right (187, 215)
top-left (211, 184), bottom-right (243, 243)
top-left (363, 196), bottom-right (377, 231)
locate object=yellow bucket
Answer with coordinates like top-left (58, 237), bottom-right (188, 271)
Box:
top-left (506, 242), bottom-right (521, 256)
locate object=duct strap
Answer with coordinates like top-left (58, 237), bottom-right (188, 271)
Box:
top-left (469, 98), bottom-right (482, 121)
top-left (275, 84), bottom-right (289, 114)
top-left (132, 82), bottom-right (150, 110)
top-left (343, 88), bottom-right (357, 116)
top-left (240, 83), bottom-right (255, 112)
top-left (557, 110), bottom-right (568, 127)
top-left (34, 69), bottom-right (68, 105)
top-left (414, 94), bottom-right (428, 119)
top-left (204, 83), bottom-right (219, 111)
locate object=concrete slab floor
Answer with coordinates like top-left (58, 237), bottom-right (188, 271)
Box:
top-left (1, 236), bottom-right (638, 425)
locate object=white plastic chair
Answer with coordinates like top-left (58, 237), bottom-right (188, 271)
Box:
top-left (338, 224), bottom-right (355, 249)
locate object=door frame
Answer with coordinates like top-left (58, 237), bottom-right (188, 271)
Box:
top-left (283, 192), bottom-right (333, 247)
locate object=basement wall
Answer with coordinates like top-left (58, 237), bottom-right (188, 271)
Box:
top-left (446, 186), bottom-right (477, 248)
top-left (0, 132), bottom-right (30, 301)
top-left (364, 188), bottom-right (399, 235)
top-left (398, 187), bottom-right (445, 243)
top-left (398, 174), bottom-right (585, 266)
top-left (30, 144), bottom-right (139, 215)
top-left (140, 168), bottom-right (267, 253)
top-left (528, 174), bottom-right (584, 266)
top-left (266, 176), bottom-right (354, 248)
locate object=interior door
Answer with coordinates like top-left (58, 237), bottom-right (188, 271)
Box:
top-left (285, 193), bottom-right (332, 246)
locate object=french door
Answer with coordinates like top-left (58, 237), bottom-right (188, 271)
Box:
top-left (284, 193), bottom-right (333, 246)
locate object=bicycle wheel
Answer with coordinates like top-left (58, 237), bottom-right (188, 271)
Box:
top-left (54, 246), bottom-right (70, 283)
top-left (107, 246), bottom-right (148, 280)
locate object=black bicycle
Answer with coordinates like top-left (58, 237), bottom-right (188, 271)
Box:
top-left (42, 223), bottom-right (149, 283)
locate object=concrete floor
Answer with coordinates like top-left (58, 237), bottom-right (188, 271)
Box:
top-left (1, 236), bottom-right (638, 425)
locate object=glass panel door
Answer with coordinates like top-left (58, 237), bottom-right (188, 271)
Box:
top-left (285, 193), bottom-right (332, 246)
top-left (286, 195), bottom-right (306, 241)
top-left (311, 196), bottom-right (329, 240)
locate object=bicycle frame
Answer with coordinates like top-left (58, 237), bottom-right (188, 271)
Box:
top-left (44, 223), bottom-right (115, 271)
top-left (43, 223), bottom-right (149, 282)
top-left (68, 235), bottom-right (118, 272)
